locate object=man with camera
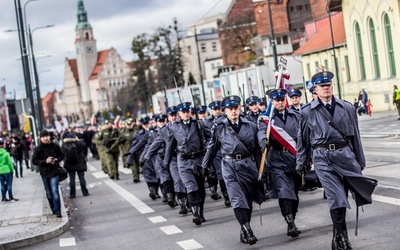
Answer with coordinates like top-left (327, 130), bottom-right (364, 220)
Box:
top-left (32, 130), bottom-right (64, 218)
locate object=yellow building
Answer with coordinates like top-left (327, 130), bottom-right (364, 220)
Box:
top-left (342, 0), bottom-right (399, 112)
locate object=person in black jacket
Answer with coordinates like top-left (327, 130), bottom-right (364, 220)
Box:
top-left (62, 133), bottom-right (89, 198)
top-left (32, 130), bottom-right (64, 218)
top-left (10, 136), bottom-right (24, 178)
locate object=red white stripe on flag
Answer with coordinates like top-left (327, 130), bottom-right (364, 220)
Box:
top-left (262, 118), bottom-right (296, 155)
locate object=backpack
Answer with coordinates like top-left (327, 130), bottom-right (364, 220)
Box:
top-left (64, 143), bottom-right (80, 164)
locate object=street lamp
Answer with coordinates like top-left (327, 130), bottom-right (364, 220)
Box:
top-left (28, 24), bottom-right (55, 130)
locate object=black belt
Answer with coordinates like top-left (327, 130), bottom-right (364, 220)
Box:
top-left (223, 153), bottom-right (252, 160)
top-left (313, 143), bottom-right (348, 151)
top-left (181, 150), bottom-right (204, 159)
top-left (271, 146), bottom-right (288, 152)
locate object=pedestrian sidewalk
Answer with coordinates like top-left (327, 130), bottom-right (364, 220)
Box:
top-left (358, 109), bottom-right (397, 122)
top-left (0, 169), bottom-right (69, 250)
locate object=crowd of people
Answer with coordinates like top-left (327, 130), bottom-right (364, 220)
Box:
top-left (88, 70), bottom-right (377, 249)
top-left (1, 70), bottom-right (380, 249)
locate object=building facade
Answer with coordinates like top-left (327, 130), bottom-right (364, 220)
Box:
top-left (55, 0), bottom-right (132, 122)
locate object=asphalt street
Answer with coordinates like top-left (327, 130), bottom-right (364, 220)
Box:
top-left (19, 114), bottom-right (400, 250)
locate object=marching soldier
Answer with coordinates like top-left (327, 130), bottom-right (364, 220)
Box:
top-left (245, 96), bottom-right (261, 123)
top-left (197, 105), bottom-right (208, 120)
top-left (119, 119), bottom-right (137, 181)
top-left (203, 95), bottom-right (264, 245)
top-left (164, 106), bottom-right (188, 214)
top-left (296, 71), bottom-right (377, 249)
top-left (309, 85), bottom-right (318, 101)
top-left (164, 102), bottom-right (211, 226)
top-left (104, 123), bottom-right (121, 180)
top-left (288, 88), bottom-right (303, 111)
top-left (92, 123), bottom-right (108, 174)
top-left (145, 114), bottom-right (176, 207)
top-left (126, 117), bottom-right (153, 188)
top-left (203, 101), bottom-right (230, 207)
top-left (258, 89), bottom-right (302, 238)
top-left (259, 97), bottom-right (267, 112)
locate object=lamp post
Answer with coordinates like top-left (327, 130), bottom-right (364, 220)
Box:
top-left (194, 25), bottom-right (207, 105)
top-left (327, 0), bottom-right (342, 99)
top-left (267, 0), bottom-right (278, 71)
top-left (13, 0), bottom-right (36, 142)
top-left (28, 24), bottom-right (55, 130)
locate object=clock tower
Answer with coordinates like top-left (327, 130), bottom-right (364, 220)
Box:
top-left (75, 0), bottom-right (97, 117)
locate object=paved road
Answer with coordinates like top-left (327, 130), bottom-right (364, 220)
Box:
top-left (19, 113), bottom-right (400, 250)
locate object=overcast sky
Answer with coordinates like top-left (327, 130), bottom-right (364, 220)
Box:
top-left (0, 0), bottom-right (231, 99)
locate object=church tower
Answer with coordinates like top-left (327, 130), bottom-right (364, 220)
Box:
top-left (75, 0), bottom-right (97, 117)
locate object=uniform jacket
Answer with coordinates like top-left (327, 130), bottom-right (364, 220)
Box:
top-left (203, 117), bottom-right (265, 208)
top-left (126, 128), bottom-right (149, 165)
top-left (246, 111), bottom-right (260, 123)
top-left (296, 97), bottom-right (376, 209)
top-left (258, 108), bottom-right (300, 199)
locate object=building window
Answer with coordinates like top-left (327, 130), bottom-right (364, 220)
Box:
top-left (276, 36), bottom-right (282, 45)
top-left (211, 63), bottom-right (215, 70)
top-left (212, 42), bottom-right (217, 52)
top-left (324, 59), bottom-right (328, 71)
top-left (306, 63), bottom-right (311, 80)
top-left (355, 22), bottom-right (366, 80)
top-left (369, 19), bottom-right (380, 78)
top-left (188, 45), bottom-right (191, 55)
top-left (315, 61), bottom-right (319, 72)
top-left (201, 43), bottom-right (206, 53)
top-left (282, 35), bottom-right (288, 44)
top-left (384, 13), bottom-right (396, 77)
top-left (344, 55), bottom-right (351, 82)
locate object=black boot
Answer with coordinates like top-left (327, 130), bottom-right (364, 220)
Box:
top-left (241, 223), bottom-right (257, 245)
top-left (177, 198), bottom-right (188, 215)
top-left (240, 227), bottom-right (248, 244)
top-left (222, 191), bottom-right (231, 207)
top-left (191, 206), bottom-right (202, 225)
top-left (210, 186), bottom-right (221, 200)
top-left (200, 205), bottom-right (206, 223)
top-left (285, 214), bottom-right (299, 238)
top-left (167, 193), bottom-right (176, 208)
top-left (149, 187), bottom-right (157, 200)
top-left (331, 227), bottom-right (346, 250)
top-left (342, 230), bottom-right (352, 250)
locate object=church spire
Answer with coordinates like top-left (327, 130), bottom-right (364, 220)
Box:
top-left (76, 0), bottom-right (91, 29)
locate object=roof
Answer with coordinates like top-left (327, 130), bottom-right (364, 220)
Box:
top-left (42, 91), bottom-right (55, 104)
top-left (90, 50), bottom-right (109, 80)
top-left (293, 12), bottom-right (345, 56)
top-left (67, 59), bottom-right (79, 85)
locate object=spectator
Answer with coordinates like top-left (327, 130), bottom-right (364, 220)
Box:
top-left (360, 89), bottom-right (368, 114)
top-left (21, 133), bottom-right (32, 170)
top-left (366, 99), bottom-right (373, 117)
top-left (393, 85), bottom-right (400, 120)
top-left (0, 138), bottom-right (18, 203)
top-left (10, 136), bottom-right (24, 178)
top-left (32, 130), bottom-right (64, 217)
top-left (62, 133), bottom-right (89, 198)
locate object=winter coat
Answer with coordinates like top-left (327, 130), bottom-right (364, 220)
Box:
top-left (0, 148), bottom-right (14, 174)
top-left (32, 141), bottom-right (64, 178)
top-left (61, 138), bottom-right (87, 172)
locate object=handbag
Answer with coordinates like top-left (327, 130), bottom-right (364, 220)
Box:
top-left (58, 166), bottom-right (68, 182)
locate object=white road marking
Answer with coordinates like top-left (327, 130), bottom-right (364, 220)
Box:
top-left (104, 180), bottom-right (154, 214)
top-left (373, 194), bottom-right (400, 206)
top-left (160, 225), bottom-right (182, 235)
top-left (59, 237), bottom-right (76, 247)
top-left (92, 172), bottom-right (109, 179)
top-left (119, 167), bottom-right (131, 174)
top-left (177, 239), bottom-right (203, 250)
top-left (149, 216), bottom-right (167, 223)
top-left (87, 162), bottom-right (97, 171)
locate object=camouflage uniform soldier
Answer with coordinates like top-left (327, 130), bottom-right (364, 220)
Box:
top-left (92, 123), bottom-right (108, 174)
top-left (100, 122), bottom-right (120, 180)
top-left (119, 119), bottom-right (136, 171)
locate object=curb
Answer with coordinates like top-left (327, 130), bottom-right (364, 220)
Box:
top-left (0, 187), bottom-right (70, 250)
